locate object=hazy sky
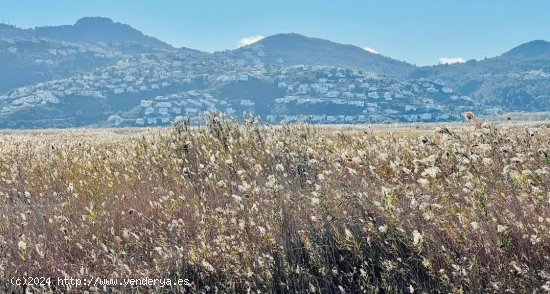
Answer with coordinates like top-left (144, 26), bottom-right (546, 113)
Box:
top-left (2, 0), bottom-right (550, 65)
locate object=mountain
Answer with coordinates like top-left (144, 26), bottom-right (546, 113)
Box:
top-left (411, 40), bottom-right (550, 111)
top-left (0, 17), bottom-right (173, 49)
top-left (2, 17), bottom-right (550, 128)
top-left (502, 40), bottom-right (550, 59)
top-left (0, 17), bottom-right (201, 92)
top-left (0, 38), bottom-right (122, 92)
top-left (0, 54), bottom-right (475, 128)
top-left (0, 23), bottom-right (29, 38)
top-left (225, 33), bottom-right (415, 77)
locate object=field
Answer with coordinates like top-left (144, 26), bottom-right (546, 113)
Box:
top-left (1, 117), bottom-right (550, 293)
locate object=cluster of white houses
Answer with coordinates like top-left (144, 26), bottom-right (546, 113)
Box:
top-left (119, 65), bottom-right (482, 125)
top-left (1, 37), bottom-right (130, 64)
top-left (1, 44), bottom-right (502, 125)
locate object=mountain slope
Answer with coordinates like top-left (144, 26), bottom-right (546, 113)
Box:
top-left (410, 40), bottom-right (550, 111)
top-left (226, 33), bottom-right (415, 77)
top-left (0, 17), bottom-right (173, 49)
top-left (33, 17), bottom-right (172, 49)
top-left (502, 40), bottom-right (550, 59)
top-left (0, 52), bottom-right (475, 128)
top-left (0, 18), bottom-right (202, 93)
top-left (0, 38), bottom-right (121, 92)
top-left (0, 23), bottom-right (30, 38)
top-left (2, 17), bottom-right (550, 127)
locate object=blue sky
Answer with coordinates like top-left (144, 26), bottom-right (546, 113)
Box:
top-left (2, 0), bottom-right (549, 65)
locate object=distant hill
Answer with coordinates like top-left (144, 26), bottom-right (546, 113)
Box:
top-left (0, 18), bottom-right (204, 92)
top-left (411, 40), bottom-right (550, 111)
top-left (225, 33), bottom-right (415, 77)
top-left (502, 40), bottom-right (550, 59)
top-left (2, 17), bottom-right (550, 128)
top-left (0, 38), bottom-right (119, 92)
top-left (0, 17), bottom-right (173, 49)
top-left (0, 23), bottom-right (29, 38)
top-left (0, 56), bottom-right (475, 128)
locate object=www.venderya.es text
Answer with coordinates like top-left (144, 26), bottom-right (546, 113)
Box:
top-left (11, 277), bottom-right (191, 288)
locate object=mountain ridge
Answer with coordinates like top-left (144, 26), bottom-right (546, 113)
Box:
top-left (501, 40), bottom-right (550, 59)
top-left (0, 17), bottom-right (173, 49)
top-left (227, 32), bottom-right (415, 77)
top-left (1, 17), bottom-right (550, 128)
top-left (2, 17), bottom-right (549, 66)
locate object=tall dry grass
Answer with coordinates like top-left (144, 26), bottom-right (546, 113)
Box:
top-left (1, 116), bottom-right (549, 293)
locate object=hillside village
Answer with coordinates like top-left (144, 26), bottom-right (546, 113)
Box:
top-left (0, 39), bottom-right (493, 127)
top-left (2, 20), bottom-right (550, 128)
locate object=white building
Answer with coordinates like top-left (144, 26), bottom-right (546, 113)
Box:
top-left (140, 100), bottom-right (153, 108)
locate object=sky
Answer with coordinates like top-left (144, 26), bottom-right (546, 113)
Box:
top-left (1, 0), bottom-right (550, 65)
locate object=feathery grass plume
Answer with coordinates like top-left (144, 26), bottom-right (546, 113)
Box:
top-left (464, 111), bottom-right (482, 128)
top-left (0, 116), bottom-right (549, 293)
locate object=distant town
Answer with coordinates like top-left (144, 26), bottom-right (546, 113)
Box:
top-left (1, 18), bottom-right (549, 128)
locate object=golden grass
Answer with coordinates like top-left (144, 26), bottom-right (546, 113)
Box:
top-left (1, 117), bottom-right (549, 293)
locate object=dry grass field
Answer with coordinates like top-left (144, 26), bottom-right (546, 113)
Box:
top-left (1, 116), bottom-right (550, 293)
